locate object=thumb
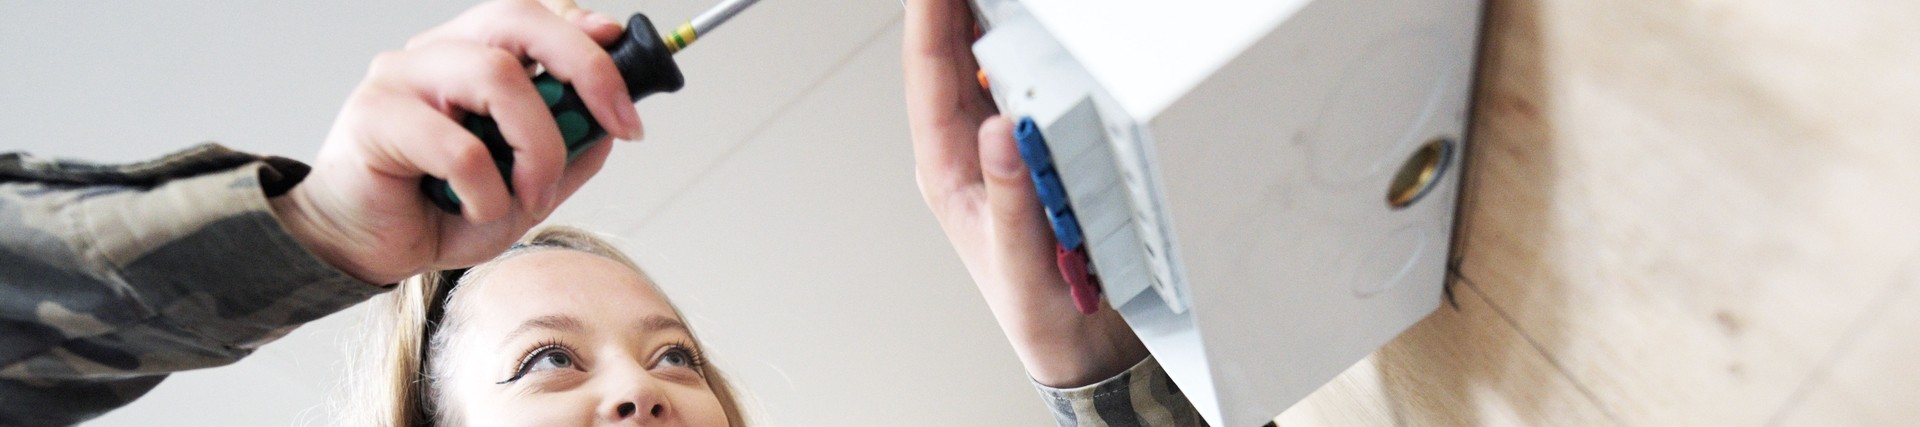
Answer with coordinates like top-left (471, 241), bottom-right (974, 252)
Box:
top-left (977, 115), bottom-right (1066, 283)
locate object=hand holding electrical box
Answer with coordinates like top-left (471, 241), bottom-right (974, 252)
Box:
top-left (901, 0), bottom-right (1151, 389)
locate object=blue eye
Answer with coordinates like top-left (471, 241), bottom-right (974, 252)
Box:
top-left (528, 347), bottom-right (574, 371)
top-left (498, 344), bottom-right (579, 384)
top-left (656, 344), bottom-right (703, 370)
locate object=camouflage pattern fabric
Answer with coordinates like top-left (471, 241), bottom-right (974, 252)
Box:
top-left (1035, 356), bottom-right (1206, 427)
top-left (0, 144), bottom-right (382, 426)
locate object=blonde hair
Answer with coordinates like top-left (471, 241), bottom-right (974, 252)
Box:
top-left (340, 226), bottom-right (746, 426)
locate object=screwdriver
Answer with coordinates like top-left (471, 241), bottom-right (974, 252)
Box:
top-left (422, 0), bottom-right (764, 214)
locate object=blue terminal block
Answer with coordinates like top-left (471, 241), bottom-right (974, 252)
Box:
top-left (1032, 168), bottom-right (1070, 212)
top-left (1014, 118), bottom-right (1053, 169)
top-left (1015, 116), bottom-right (1086, 250)
top-left (1047, 206), bottom-right (1085, 250)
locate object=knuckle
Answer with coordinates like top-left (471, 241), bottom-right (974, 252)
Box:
top-left (459, 1), bottom-right (524, 33)
top-left (404, 33), bottom-right (433, 49)
top-left (366, 50), bottom-right (407, 76)
top-left (477, 50), bottom-right (526, 83)
top-left (332, 98), bottom-right (377, 136)
top-left (458, 53), bottom-right (525, 100)
top-left (537, 0), bottom-right (581, 15)
top-left (914, 169), bottom-right (943, 207)
top-left (448, 140), bottom-right (493, 171)
top-left (476, 0), bottom-right (514, 14)
top-left (579, 54), bottom-right (617, 79)
top-left (529, 134), bottom-right (565, 158)
top-left (343, 90), bottom-right (386, 114)
top-left (485, 0), bottom-right (541, 16)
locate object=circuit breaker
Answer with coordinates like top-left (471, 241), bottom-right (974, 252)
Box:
top-left (968, 0), bottom-right (1484, 425)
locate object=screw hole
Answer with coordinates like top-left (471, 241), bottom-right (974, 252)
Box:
top-left (1387, 137), bottom-right (1454, 209)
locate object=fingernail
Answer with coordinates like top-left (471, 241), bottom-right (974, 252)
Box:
top-left (986, 119), bottom-right (1026, 178)
top-left (988, 149), bottom-right (1025, 179)
top-left (621, 105), bottom-right (645, 141)
top-left (541, 183), bottom-right (561, 212)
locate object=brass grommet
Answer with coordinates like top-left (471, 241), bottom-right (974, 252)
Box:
top-left (1388, 138), bottom-right (1454, 209)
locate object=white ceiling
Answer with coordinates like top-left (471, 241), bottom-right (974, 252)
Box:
top-left (3, 0), bottom-right (1052, 425)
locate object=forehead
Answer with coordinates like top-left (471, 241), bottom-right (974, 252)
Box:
top-left (457, 249), bottom-right (681, 335)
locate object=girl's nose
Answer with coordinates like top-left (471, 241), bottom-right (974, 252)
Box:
top-left (612, 400), bottom-right (663, 419)
top-left (601, 369), bottom-right (671, 423)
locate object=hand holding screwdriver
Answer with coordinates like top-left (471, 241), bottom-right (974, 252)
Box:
top-left (272, 0), bottom-right (654, 284)
top-left (272, 0), bottom-right (759, 284)
top-left (417, 12), bottom-right (683, 213)
top-left (421, 0), bottom-right (761, 214)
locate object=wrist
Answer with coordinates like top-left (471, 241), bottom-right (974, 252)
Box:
top-left (1017, 308), bottom-right (1150, 388)
top-left (269, 187), bottom-right (392, 285)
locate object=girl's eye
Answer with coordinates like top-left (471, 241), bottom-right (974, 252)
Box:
top-left (659, 348), bottom-right (691, 368)
top-left (499, 344), bottom-right (579, 384)
top-left (656, 344), bottom-right (703, 370)
top-left (527, 348), bottom-right (574, 372)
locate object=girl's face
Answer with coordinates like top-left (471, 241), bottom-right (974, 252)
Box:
top-left (444, 249), bottom-right (728, 426)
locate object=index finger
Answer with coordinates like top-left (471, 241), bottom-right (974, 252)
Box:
top-left (538, 0), bottom-right (625, 46)
top-left (414, 0), bottom-right (642, 141)
top-left (903, 0), bottom-right (997, 196)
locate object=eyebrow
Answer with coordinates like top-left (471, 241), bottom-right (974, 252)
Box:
top-left (639, 314), bottom-right (689, 336)
top-left (498, 314), bottom-right (690, 348)
top-left (501, 314), bottom-right (586, 346)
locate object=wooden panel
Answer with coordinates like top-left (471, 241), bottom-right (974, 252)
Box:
top-left (1460, 0), bottom-right (1920, 423)
top-left (1277, 282), bottom-right (1615, 426)
top-left (1771, 268), bottom-right (1920, 426)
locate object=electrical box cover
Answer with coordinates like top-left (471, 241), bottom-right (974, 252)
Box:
top-left (969, 0), bottom-right (1484, 425)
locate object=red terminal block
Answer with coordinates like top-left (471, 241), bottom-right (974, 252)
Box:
top-left (1056, 243), bottom-right (1102, 314)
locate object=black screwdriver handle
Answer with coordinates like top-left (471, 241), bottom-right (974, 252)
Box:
top-left (421, 13), bottom-right (685, 214)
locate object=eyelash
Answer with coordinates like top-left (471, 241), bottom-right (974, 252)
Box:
top-left (494, 341), bottom-right (707, 385)
top-left (659, 341), bottom-right (708, 371)
top-left (498, 340), bottom-right (576, 384)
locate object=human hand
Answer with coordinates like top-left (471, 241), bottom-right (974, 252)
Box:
top-left (272, 0), bottom-right (639, 284)
top-left (902, 0), bottom-right (1149, 387)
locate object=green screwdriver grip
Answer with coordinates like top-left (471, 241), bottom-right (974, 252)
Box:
top-left (422, 13), bottom-right (685, 214)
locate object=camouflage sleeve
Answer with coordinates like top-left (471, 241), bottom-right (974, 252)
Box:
top-left (0, 144), bottom-right (385, 426)
top-left (1035, 356), bottom-right (1207, 427)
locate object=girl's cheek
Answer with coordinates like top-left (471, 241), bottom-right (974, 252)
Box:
top-left (671, 386), bottom-right (730, 426)
top-left (474, 391), bottom-right (598, 426)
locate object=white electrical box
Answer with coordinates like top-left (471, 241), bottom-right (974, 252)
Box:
top-left (968, 0), bottom-right (1484, 425)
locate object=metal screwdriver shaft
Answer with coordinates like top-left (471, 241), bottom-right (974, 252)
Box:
top-left (664, 0), bottom-right (762, 53)
top-left (421, 0), bottom-right (764, 214)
